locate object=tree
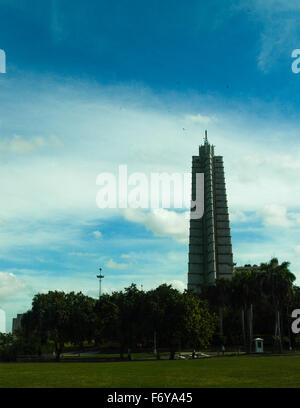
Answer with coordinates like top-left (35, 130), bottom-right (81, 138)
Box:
top-left (0, 333), bottom-right (18, 362)
top-left (24, 291), bottom-right (98, 360)
top-left (67, 292), bottom-right (97, 350)
top-left (18, 310), bottom-right (45, 356)
top-left (260, 258), bottom-right (296, 353)
top-left (182, 291), bottom-right (217, 351)
top-left (94, 293), bottom-right (119, 346)
top-left (201, 278), bottom-right (232, 349)
top-left (30, 291), bottom-right (71, 361)
top-left (109, 284), bottom-right (145, 359)
top-left (147, 284), bottom-right (216, 359)
top-left (232, 269), bottom-right (262, 353)
top-left (147, 284), bottom-right (184, 359)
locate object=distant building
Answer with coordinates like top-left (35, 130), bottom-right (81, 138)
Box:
top-left (188, 132), bottom-right (234, 292)
top-left (234, 264), bottom-right (260, 274)
top-left (12, 314), bottom-right (24, 334)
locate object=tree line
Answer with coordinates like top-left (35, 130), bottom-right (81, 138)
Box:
top-left (17, 283), bottom-right (216, 361)
top-left (1, 257), bottom-right (299, 362)
top-left (202, 258), bottom-right (298, 353)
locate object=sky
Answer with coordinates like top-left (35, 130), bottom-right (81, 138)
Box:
top-left (1, 0), bottom-right (300, 331)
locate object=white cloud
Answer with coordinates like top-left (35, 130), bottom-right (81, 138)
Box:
top-left (229, 209), bottom-right (257, 224)
top-left (259, 204), bottom-right (291, 227)
top-left (185, 113), bottom-right (216, 124)
top-left (0, 134), bottom-right (62, 154)
top-left (0, 76), bottom-right (300, 231)
top-left (68, 252), bottom-right (96, 257)
top-left (0, 220), bottom-right (82, 252)
top-left (122, 208), bottom-right (189, 243)
top-left (236, 0), bottom-right (300, 72)
top-left (120, 254), bottom-right (132, 259)
top-left (290, 212), bottom-right (300, 224)
top-left (257, 19), bottom-right (297, 73)
top-left (0, 272), bottom-right (27, 302)
top-left (258, 204), bottom-right (300, 228)
top-left (105, 259), bottom-right (129, 270)
top-left (168, 279), bottom-right (186, 292)
top-left (92, 230), bottom-right (102, 239)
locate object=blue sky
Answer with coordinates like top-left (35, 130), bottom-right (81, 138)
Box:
top-left (1, 0), bottom-right (300, 331)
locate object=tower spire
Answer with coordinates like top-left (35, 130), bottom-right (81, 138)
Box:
top-left (204, 130), bottom-right (208, 145)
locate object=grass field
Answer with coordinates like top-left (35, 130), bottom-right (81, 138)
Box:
top-left (0, 355), bottom-right (300, 388)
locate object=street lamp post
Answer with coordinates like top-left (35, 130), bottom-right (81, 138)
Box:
top-left (97, 268), bottom-right (104, 299)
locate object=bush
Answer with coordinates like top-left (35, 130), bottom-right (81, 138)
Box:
top-left (0, 345), bottom-right (17, 362)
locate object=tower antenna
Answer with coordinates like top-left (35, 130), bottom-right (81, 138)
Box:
top-left (96, 268), bottom-right (104, 299)
top-left (204, 130), bottom-right (208, 144)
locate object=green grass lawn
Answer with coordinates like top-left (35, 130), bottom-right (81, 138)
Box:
top-left (0, 356), bottom-right (300, 388)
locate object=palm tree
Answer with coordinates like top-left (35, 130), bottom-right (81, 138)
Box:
top-left (260, 258), bottom-right (296, 353)
top-left (202, 278), bottom-right (231, 343)
top-left (232, 269), bottom-right (262, 353)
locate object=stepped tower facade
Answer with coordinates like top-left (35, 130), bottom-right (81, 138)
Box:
top-left (188, 132), bottom-right (234, 292)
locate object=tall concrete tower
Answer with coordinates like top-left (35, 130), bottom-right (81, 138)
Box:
top-left (188, 132), bottom-right (234, 292)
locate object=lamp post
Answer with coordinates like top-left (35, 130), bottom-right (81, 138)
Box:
top-left (97, 268), bottom-right (104, 299)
